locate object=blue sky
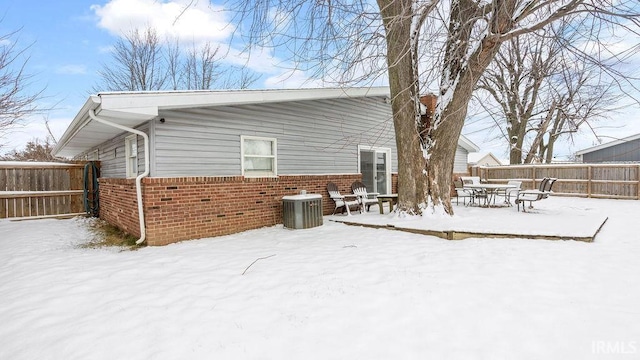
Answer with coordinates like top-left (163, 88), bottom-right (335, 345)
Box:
top-left (1, 0), bottom-right (317, 153)
top-left (0, 1), bottom-right (122, 150)
top-left (1, 0), bottom-right (639, 161)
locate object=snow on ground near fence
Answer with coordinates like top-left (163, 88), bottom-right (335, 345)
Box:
top-left (1, 197), bottom-right (639, 359)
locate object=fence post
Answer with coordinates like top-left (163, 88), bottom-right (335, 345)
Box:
top-left (587, 165), bottom-right (592, 198)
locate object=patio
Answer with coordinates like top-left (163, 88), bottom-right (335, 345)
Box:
top-left (327, 196), bottom-right (609, 242)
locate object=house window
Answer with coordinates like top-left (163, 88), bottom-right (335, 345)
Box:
top-left (125, 135), bottom-right (138, 178)
top-left (241, 136), bottom-right (277, 177)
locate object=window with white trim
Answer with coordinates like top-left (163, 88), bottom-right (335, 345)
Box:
top-left (125, 134), bottom-right (138, 178)
top-left (241, 135), bottom-right (277, 177)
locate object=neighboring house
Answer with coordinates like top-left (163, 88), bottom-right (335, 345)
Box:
top-left (468, 152), bottom-right (503, 167)
top-left (575, 133), bottom-right (640, 163)
top-left (53, 87), bottom-right (479, 245)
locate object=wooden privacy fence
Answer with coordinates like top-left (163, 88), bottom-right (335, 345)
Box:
top-left (472, 163), bottom-right (640, 200)
top-left (0, 162), bottom-right (95, 219)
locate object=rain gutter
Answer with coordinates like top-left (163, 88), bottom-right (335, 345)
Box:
top-left (88, 109), bottom-right (150, 245)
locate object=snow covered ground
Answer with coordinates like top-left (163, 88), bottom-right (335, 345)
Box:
top-left (330, 196), bottom-right (609, 240)
top-left (1, 196), bottom-right (639, 359)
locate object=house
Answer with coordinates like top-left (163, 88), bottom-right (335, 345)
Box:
top-left (53, 87), bottom-right (479, 245)
top-left (468, 152), bottom-right (503, 167)
top-left (575, 133), bottom-right (640, 163)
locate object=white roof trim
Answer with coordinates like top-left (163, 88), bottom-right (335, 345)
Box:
top-left (458, 135), bottom-right (481, 152)
top-left (53, 86), bottom-right (480, 158)
top-left (575, 133), bottom-right (640, 155)
top-left (53, 87), bottom-right (390, 157)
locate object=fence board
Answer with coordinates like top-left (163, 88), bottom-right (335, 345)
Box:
top-left (474, 163), bottom-right (640, 200)
top-left (0, 162), bottom-right (97, 219)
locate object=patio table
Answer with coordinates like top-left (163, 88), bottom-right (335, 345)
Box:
top-left (377, 194), bottom-right (398, 214)
top-left (463, 184), bottom-right (517, 207)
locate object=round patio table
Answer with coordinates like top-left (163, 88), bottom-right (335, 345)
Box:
top-left (463, 184), bottom-right (517, 207)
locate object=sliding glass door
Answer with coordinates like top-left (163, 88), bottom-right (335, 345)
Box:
top-left (359, 146), bottom-right (391, 195)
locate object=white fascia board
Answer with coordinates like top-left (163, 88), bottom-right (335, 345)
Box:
top-left (96, 86), bottom-right (390, 111)
top-left (52, 96), bottom-right (102, 157)
top-left (53, 87), bottom-right (390, 158)
top-left (458, 135), bottom-right (481, 152)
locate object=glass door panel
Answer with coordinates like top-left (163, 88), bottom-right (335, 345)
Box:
top-left (376, 152), bottom-right (388, 194)
top-left (359, 148), bottom-right (390, 194)
top-left (360, 150), bottom-right (375, 191)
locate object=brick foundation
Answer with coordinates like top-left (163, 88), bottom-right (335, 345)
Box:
top-left (99, 174), bottom-right (398, 246)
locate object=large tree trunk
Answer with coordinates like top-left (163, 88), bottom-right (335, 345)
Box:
top-left (524, 101), bottom-right (556, 163)
top-left (426, 0), bottom-right (510, 213)
top-left (508, 118), bottom-right (526, 164)
top-left (378, 0), bottom-right (426, 214)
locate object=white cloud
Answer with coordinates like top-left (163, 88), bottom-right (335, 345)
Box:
top-left (0, 114), bottom-right (71, 153)
top-left (88, 0), bottom-right (382, 90)
top-left (91, 0), bottom-right (234, 44)
top-left (55, 65), bottom-right (88, 75)
top-left (224, 45), bottom-right (282, 74)
top-left (263, 69), bottom-right (325, 88)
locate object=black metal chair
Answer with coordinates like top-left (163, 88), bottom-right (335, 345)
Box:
top-left (515, 177), bottom-right (557, 212)
top-left (462, 178), bottom-right (488, 206)
top-left (453, 179), bottom-right (474, 205)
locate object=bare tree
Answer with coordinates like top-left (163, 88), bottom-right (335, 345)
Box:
top-left (184, 42), bottom-right (221, 90)
top-left (96, 27), bottom-right (249, 91)
top-left (526, 63), bottom-right (620, 163)
top-left (477, 26), bottom-right (623, 164)
top-left (222, 66), bottom-right (262, 89)
top-left (95, 28), bottom-right (166, 91)
top-left (477, 33), bottom-right (559, 164)
top-left (1, 117), bottom-right (63, 161)
top-left (0, 24), bottom-right (45, 149)
top-left (165, 38), bottom-right (183, 90)
top-left (228, 0), bottom-right (639, 215)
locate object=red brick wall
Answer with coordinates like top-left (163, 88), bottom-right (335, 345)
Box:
top-left (99, 174), bottom-right (364, 246)
top-left (99, 178), bottom-right (142, 238)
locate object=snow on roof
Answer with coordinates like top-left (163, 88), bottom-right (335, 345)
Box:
top-left (467, 152), bottom-right (502, 165)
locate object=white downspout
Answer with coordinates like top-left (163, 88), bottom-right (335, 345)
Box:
top-left (89, 109), bottom-right (150, 245)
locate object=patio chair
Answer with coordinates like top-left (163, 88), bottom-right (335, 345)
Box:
top-left (327, 182), bottom-right (361, 215)
top-left (460, 177), bottom-right (488, 206)
top-left (453, 179), bottom-right (474, 205)
top-left (515, 177), bottom-right (557, 212)
top-left (496, 180), bottom-right (522, 205)
top-left (351, 181), bottom-right (379, 212)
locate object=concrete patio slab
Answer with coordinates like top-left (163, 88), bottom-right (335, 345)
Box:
top-left (327, 197), bottom-right (609, 242)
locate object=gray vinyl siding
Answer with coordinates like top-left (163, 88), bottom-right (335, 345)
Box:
top-left (78, 124), bottom-right (150, 178)
top-left (82, 96), bottom-right (472, 178)
top-left (454, 145), bottom-right (469, 173)
top-left (153, 97), bottom-right (397, 177)
top-left (582, 138), bottom-right (640, 163)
